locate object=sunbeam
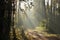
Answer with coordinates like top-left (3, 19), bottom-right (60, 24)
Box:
top-left (17, 0), bottom-right (40, 30)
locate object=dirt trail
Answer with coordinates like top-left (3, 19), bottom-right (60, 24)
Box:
top-left (26, 31), bottom-right (60, 40)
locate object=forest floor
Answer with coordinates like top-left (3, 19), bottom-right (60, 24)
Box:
top-left (15, 27), bottom-right (60, 40)
top-left (26, 30), bottom-right (60, 40)
top-left (22, 25), bottom-right (60, 40)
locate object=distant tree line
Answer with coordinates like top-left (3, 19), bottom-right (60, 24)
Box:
top-left (45, 0), bottom-right (60, 34)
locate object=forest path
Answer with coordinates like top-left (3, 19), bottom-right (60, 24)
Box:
top-left (26, 31), bottom-right (60, 40)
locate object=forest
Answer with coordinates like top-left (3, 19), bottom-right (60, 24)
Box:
top-left (0, 0), bottom-right (60, 40)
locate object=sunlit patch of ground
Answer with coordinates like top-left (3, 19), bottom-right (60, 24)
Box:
top-left (26, 30), bottom-right (60, 40)
top-left (25, 26), bottom-right (60, 40)
top-left (10, 26), bottom-right (60, 40)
